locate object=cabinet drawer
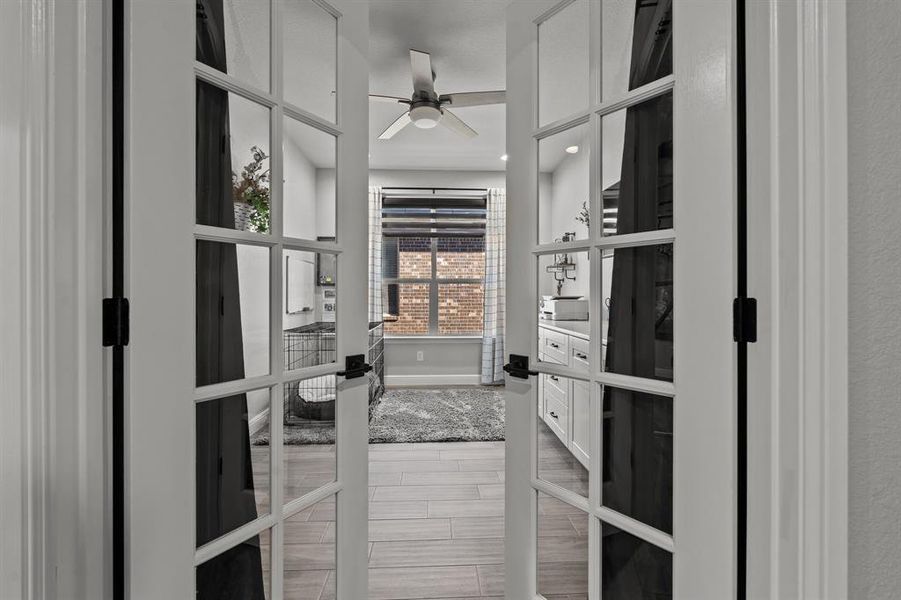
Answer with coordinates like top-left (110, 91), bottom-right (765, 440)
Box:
top-left (540, 327), bottom-right (569, 365)
top-left (544, 372), bottom-right (567, 398)
top-left (570, 336), bottom-right (590, 373)
top-left (544, 393), bottom-right (568, 444)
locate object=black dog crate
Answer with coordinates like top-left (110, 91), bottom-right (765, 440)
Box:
top-left (283, 321), bottom-right (384, 425)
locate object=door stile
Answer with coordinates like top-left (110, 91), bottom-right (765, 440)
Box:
top-left (333, 2), bottom-right (370, 598)
top-left (586, 1), bottom-right (602, 596)
top-left (268, 0), bottom-right (285, 592)
top-left (671, 1), bottom-right (739, 597)
top-left (125, 0), bottom-right (195, 596)
top-left (505, 2), bottom-right (540, 598)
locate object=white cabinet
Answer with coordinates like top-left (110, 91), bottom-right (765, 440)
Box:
top-left (570, 379), bottom-right (590, 466)
top-left (537, 352), bottom-right (546, 418)
top-left (541, 327), bottom-right (569, 365)
top-left (539, 323), bottom-right (590, 469)
top-left (543, 379), bottom-right (568, 443)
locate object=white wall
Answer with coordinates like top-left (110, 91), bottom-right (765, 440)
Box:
top-left (847, 2), bottom-right (901, 597)
top-left (385, 339), bottom-right (483, 386)
top-left (315, 168), bottom-right (337, 238)
top-left (283, 132), bottom-right (319, 241)
top-left (539, 139), bottom-right (591, 300)
top-left (236, 247), bottom-right (270, 418)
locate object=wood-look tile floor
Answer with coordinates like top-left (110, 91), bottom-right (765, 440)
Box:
top-left (253, 421), bottom-right (588, 600)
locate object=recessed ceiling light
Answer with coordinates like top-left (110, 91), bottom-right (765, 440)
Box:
top-left (565, 145), bottom-right (579, 154)
top-left (500, 154), bottom-right (508, 161)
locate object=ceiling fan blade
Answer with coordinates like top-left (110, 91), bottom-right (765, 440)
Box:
top-left (439, 90), bottom-right (506, 108)
top-left (439, 109), bottom-right (477, 138)
top-left (369, 94), bottom-right (411, 104)
top-left (378, 112), bottom-right (413, 140)
top-left (409, 49), bottom-right (435, 95)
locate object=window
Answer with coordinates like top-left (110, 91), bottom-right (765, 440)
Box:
top-left (381, 189), bottom-right (487, 336)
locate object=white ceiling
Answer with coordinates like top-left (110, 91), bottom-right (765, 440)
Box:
top-left (368, 0), bottom-right (508, 171)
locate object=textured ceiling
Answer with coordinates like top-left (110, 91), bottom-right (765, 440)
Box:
top-left (368, 0), bottom-right (509, 171)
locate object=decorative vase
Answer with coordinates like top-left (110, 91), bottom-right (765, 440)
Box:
top-left (233, 202), bottom-right (253, 231)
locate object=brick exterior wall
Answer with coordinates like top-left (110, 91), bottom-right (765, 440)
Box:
top-left (384, 237), bottom-right (486, 336)
top-left (386, 283), bottom-right (430, 335)
top-left (396, 237), bottom-right (431, 279)
top-left (438, 283), bottom-right (485, 335)
top-left (437, 237), bottom-right (485, 279)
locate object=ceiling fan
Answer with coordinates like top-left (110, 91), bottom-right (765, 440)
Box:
top-left (370, 49), bottom-right (506, 140)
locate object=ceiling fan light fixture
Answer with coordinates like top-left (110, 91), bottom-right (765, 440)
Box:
top-left (410, 105), bottom-right (441, 129)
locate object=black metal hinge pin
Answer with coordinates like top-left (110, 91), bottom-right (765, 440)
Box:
top-left (102, 297), bottom-right (130, 347)
top-left (733, 297), bottom-right (758, 343)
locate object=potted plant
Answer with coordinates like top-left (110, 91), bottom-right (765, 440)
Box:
top-left (232, 145), bottom-right (270, 233)
top-left (575, 199), bottom-right (590, 230)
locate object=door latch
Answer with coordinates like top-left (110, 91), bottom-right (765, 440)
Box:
top-left (503, 354), bottom-right (538, 380)
top-left (337, 354), bottom-right (373, 380)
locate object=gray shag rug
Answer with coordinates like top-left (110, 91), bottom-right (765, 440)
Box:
top-left (369, 387), bottom-right (505, 443)
top-left (252, 387), bottom-right (505, 445)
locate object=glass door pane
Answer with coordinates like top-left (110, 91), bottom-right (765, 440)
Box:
top-left (538, 491), bottom-right (589, 597)
top-left (538, 0), bottom-right (590, 125)
top-left (602, 0), bottom-right (673, 102)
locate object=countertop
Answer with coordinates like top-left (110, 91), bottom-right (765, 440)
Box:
top-left (539, 318), bottom-right (590, 340)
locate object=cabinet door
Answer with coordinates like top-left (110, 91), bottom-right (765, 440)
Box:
top-left (537, 358), bottom-right (546, 418)
top-left (571, 378), bottom-right (590, 467)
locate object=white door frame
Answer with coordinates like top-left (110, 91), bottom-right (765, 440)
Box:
top-left (0, 0), bottom-right (848, 598)
top-left (745, 0), bottom-right (849, 598)
top-left (0, 0), bottom-right (109, 598)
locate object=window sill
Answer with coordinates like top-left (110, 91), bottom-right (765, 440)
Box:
top-left (385, 335), bottom-right (483, 344)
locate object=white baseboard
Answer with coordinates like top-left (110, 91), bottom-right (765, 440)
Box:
top-left (249, 407), bottom-right (270, 437)
top-left (385, 374), bottom-right (482, 387)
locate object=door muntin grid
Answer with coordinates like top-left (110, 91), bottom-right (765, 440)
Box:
top-left (531, 0), bottom-right (677, 597)
top-left (193, 0), bottom-right (346, 595)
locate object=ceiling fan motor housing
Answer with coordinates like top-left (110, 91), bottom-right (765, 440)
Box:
top-left (409, 101), bottom-right (442, 129)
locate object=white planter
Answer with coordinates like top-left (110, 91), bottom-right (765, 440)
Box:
top-left (233, 202), bottom-right (253, 231)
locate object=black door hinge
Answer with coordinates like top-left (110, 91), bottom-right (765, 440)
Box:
top-left (733, 297), bottom-right (757, 343)
top-left (103, 298), bottom-right (130, 347)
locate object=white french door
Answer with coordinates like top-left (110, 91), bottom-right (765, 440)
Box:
top-left (505, 1), bottom-right (739, 599)
top-left (125, 0), bottom-right (370, 597)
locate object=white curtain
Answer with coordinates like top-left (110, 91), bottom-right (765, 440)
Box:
top-left (481, 188), bottom-right (506, 384)
top-left (368, 186), bottom-right (382, 323)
